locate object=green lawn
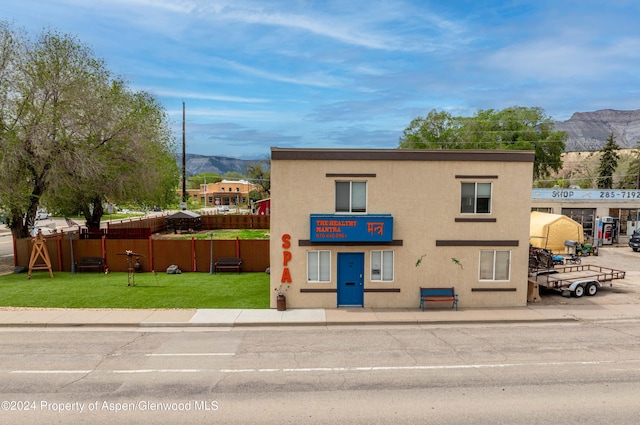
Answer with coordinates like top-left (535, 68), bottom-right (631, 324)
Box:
top-left (172, 229), bottom-right (270, 240)
top-left (0, 271), bottom-right (270, 309)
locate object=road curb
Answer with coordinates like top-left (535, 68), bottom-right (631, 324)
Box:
top-left (0, 317), bottom-right (579, 328)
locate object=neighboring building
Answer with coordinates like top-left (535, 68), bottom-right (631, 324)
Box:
top-left (270, 148), bottom-right (535, 310)
top-left (254, 198), bottom-right (271, 215)
top-left (531, 188), bottom-right (640, 241)
top-left (182, 179), bottom-right (258, 207)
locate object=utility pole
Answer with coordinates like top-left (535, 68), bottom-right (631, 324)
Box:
top-left (182, 101), bottom-right (187, 209)
top-left (636, 147), bottom-right (640, 189)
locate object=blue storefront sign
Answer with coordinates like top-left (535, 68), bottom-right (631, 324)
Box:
top-left (310, 214), bottom-right (393, 243)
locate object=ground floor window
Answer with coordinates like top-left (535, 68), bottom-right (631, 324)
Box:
top-left (370, 250), bottom-right (394, 281)
top-left (531, 207), bottom-right (553, 213)
top-left (479, 250), bottom-right (511, 281)
top-left (307, 250), bottom-right (331, 282)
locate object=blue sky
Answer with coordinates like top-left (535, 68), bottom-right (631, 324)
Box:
top-left (4, 0), bottom-right (640, 159)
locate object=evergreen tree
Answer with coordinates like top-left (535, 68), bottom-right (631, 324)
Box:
top-left (597, 133), bottom-right (620, 189)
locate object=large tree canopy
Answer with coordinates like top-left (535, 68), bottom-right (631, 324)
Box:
top-left (0, 22), bottom-right (178, 237)
top-left (398, 106), bottom-right (567, 180)
top-left (245, 159), bottom-right (271, 196)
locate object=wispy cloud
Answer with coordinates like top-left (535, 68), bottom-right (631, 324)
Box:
top-left (151, 88), bottom-right (269, 103)
top-left (7, 0), bottom-right (640, 158)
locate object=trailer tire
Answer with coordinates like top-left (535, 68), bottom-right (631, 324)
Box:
top-left (586, 283), bottom-right (598, 296)
top-left (573, 285), bottom-right (585, 298)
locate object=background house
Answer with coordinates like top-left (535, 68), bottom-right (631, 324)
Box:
top-left (181, 179), bottom-right (258, 208)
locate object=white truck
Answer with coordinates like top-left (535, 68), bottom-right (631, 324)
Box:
top-left (530, 264), bottom-right (625, 298)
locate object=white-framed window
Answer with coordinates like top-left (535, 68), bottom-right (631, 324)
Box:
top-left (335, 181), bottom-right (367, 213)
top-left (461, 182), bottom-right (492, 214)
top-left (370, 250), bottom-right (394, 281)
top-left (307, 250), bottom-right (331, 282)
top-left (479, 250), bottom-right (511, 281)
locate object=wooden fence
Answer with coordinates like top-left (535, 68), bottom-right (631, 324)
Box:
top-left (76, 214), bottom-right (271, 239)
top-left (14, 236), bottom-right (270, 273)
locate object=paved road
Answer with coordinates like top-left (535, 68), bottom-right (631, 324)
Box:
top-left (1, 321), bottom-right (639, 424)
top-left (0, 233), bottom-right (12, 275)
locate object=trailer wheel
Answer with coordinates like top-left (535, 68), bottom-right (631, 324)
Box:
top-left (573, 285), bottom-right (585, 298)
top-left (586, 283), bottom-right (598, 296)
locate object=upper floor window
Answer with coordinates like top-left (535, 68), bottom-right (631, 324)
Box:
top-left (461, 182), bottom-right (491, 214)
top-left (336, 181), bottom-right (366, 213)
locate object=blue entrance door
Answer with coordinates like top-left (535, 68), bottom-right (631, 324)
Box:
top-left (337, 252), bottom-right (364, 307)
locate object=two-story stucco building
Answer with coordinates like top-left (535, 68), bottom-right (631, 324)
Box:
top-left (269, 148), bottom-right (535, 309)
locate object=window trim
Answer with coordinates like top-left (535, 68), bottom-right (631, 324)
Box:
top-left (370, 250), bottom-right (394, 282)
top-left (307, 250), bottom-right (331, 283)
top-left (335, 181), bottom-right (367, 214)
top-left (478, 250), bottom-right (511, 282)
top-left (461, 182), bottom-right (492, 214)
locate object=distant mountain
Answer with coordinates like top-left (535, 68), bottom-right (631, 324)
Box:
top-left (555, 109), bottom-right (640, 151)
top-left (177, 153), bottom-right (258, 176)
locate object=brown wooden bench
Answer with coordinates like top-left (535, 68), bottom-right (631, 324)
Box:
top-left (76, 257), bottom-right (105, 273)
top-left (420, 287), bottom-right (459, 311)
top-left (214, 257), bottom-right (242, 273)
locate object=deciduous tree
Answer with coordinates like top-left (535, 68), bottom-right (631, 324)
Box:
top-left (399, 106), bottom-right (567, 180)
top-left (0, 22), bottom-right (178, 237)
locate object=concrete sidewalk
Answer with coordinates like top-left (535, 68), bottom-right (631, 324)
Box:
top-left (1, 303), bottom-right (640, 327)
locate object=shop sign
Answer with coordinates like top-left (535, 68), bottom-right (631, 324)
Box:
top-left (310, 214), bottom-right (393, 243)
top-left (532, 189), bottom-right (640, 200)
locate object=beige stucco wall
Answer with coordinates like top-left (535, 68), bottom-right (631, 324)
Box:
top-left (270, 149), bottom-right (534, 309)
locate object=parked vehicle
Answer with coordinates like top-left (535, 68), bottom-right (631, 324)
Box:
top-left (576, 243), bottom-right (598, 256)
top-left (629, 231), bottom-right (640, 252)
top-left (35, 210), bottom-right (50, 221)
top-left (531, 264), bottom-right (625, 297)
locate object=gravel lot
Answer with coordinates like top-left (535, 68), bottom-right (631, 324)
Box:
top-left (537, 245), bottom-right (640, 305)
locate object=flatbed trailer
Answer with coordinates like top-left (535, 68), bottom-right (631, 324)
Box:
top-left (529, 264), bottom-right (626, 298)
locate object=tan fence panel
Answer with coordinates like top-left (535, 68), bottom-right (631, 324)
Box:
top-left (238, 239), bottom-right (270, 272)
top-left (14, 236), bottom-right (271, 273)
top-left (151, 239), bottom-right (194, 273)
top-left (201, 214), bottom-right (270, 230)
top-left (105, 239), bottom-right (150, 273)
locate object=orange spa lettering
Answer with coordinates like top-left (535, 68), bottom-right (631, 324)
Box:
top-left (280, 267), bottom-right (292, 283)
top-left (281, 233), bottom-right (291, 249)
top-left (281, 233), bottom-right (292, 283)
top-left (283, 251), bottom-right (292, 266)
